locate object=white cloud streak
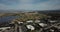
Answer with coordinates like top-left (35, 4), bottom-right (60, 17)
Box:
top-left (0, 0), bottom-right (60, 10)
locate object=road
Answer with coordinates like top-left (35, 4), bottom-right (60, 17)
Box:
top-left (0, 22), bottom-right (60, 32)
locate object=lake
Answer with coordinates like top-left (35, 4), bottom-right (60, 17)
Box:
top-left (0, 16), bottom-right (20, 23)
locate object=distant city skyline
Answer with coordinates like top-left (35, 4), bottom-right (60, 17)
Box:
top-left (0, 0), bottom-right (60, 10)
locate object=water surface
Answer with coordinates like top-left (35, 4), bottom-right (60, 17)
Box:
top-left (0, 16), bottom-right (20, 23)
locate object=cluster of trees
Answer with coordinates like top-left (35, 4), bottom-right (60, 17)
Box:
top-left (11, 13), bottom-right (48, 22)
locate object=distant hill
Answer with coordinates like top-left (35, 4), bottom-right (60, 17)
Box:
top-left (36, 10), bottom-right (60, 15)
top-left (36, 10), bottom-right (60, 20)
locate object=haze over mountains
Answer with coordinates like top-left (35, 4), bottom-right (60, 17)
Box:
top-left (0, 10), bottom-right (60, 13)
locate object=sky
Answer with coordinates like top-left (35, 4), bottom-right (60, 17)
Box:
top-left (0, 0), bottom-right (60, 10)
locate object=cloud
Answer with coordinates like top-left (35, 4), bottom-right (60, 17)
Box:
top-left (0, 4), bottom-right (10, 10)
top-left (35, 1), bottom-right (60, 10)
top-left (20, 0), bottom-right (34, 3)
top-left (0, 0), bottom-right (18, 5)
top-left (0, 0), bottom-right (60, 10)
top-left (15, 0), bottom-right (60, 10)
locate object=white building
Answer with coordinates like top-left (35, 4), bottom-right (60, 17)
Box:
top-left (26, 25), bottom-right (35, 30)
top-left (49, 20), bottom-right (56, 23)
top-left (39, 23), bottom-right (47, 27)
top-left (35, 20), bottom-right (41, 23)
top-left (0, 27), bottom-right (11, 31)
top-left (18, 22), bottom-right (23, 24)
top-left (26, 20), bottom-right (33, 23)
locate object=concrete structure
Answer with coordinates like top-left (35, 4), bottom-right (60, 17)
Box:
top-left (26, 25), bottom-right (35, 30)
